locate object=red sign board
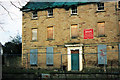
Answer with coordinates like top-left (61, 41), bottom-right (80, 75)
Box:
top-left (84, 29), bottom-right (93, 39)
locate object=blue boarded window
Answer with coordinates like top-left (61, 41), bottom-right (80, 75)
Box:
top-left (98, 45), bottom-right (107, 64)
top-left (118, 44), bottom-right (120, 63)
top-left (30, 49), bottom-right (38, 65)
top-left (46, 47), bottom-right (53, 66)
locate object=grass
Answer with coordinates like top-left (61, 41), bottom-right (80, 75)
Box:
top-left (2, 65), bottom-right (56, 74)
top-left (2, 65), bottom-right (54, 79)
top-left (2, 65), bottom-right (120, 74)
top-left (81, 67), bottom-right (120, 73)
top-left (2, 66), bottom-right (120, 79)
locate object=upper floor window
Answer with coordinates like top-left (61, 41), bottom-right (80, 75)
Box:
top-left (48, 9), bottom-right (53, 17)
top-left (97, 22), bottom-right (105, 37)
top-left (97, 3), bottom-right (104, 11)
top-left (71, 24), bottom-right (78, 38)
top-left (47, 26), bottom-right (53, 40)
top-left (118, 1), bottom-right (120, 8)
top-left (32, 11), bottom-right (38, 19)
top-left (32, 28), bottom-right (37, 41)
top-left (71, 6), bottom-right (77, 15)
top-left (119, 21), bottom-right (120, 33)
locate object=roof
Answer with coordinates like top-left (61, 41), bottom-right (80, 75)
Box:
top-left (21, 2), bottom-right (95, 11)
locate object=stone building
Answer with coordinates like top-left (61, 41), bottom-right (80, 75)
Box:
top-left (21, 2), bottom-right (120, 71)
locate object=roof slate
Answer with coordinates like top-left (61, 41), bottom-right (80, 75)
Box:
top-left (21, 2), bottom-right (93, 11)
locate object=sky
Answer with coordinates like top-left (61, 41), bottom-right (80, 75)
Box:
top-left (0, 0), bottom-right (29, 45)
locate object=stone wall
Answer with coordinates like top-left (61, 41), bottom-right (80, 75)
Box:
top-left (22, 2), bottom-right (120, 69)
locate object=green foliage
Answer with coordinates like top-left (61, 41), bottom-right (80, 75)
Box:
top-left (3, 33), bottom-right (22, 54)
top-left (10, 33), bottom-right (22, 44)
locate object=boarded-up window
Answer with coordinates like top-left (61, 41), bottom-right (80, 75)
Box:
top-left (46, 47), bottom-right (53, 66)
top-left (97, 22), bottom-right (105, 36)
top-left (30, 49), bottom-right (38, 65)
top-left (98, 45), bottom-right (107, 64)
top-left (71, 24), bottom-right (78, 38)
top-left (32, 29), bottom-right (37, 41)
top-left (118, 44), bottom-right (120, 64)
top-left (47, 26), bottom-right (53, 40)
top-left (119, 21), bottom-right (120, 33)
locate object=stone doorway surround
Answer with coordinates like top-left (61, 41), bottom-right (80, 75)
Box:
top-left (65, 44), bottom-right (83, 71)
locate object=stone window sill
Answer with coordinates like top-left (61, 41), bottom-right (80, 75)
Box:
top-left (47, 16), bottom-right (54, 19)
top-left (31, 17), bottom-right (38, 20)
top-left (118, 34), bottom-right (120, 36)
top-left (71, 36), bottom-right (78, 39)
top-left (46, 39), bottom-right (55, 41)
top-left (31, 40), bottom-right (38, 42)
top-left (70, 14), bottom-right (79, 17)
top-left (117, 8), bottom-right (120, 10)
top-left (97, 35), bottom-right (107, 37)
top-left (96, 10), bottom-right (106, 13)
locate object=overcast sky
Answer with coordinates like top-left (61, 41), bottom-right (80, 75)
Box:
top-left (0, 0), bottom-right (29, 45)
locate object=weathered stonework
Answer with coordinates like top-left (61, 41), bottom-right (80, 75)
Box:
top-left (22, 2), bottom-right (120, 70)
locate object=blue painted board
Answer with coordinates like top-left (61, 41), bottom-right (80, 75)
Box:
top-left (118, 44), bottom-right (120, 63)
top-left (30, 49), bottom-right (38, 65)
top-left (98, 45), bottom-right (107, 64)
top-left (46, 47), bottom-right (53, 65)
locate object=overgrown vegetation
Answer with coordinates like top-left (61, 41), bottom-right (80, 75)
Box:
top-left (3, 65), bottom-right (120, 74)
top-left (3, 33), bottom-right (22, 55)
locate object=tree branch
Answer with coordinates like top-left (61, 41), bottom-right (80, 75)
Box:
top-left (18, 0), bottom-right (22, 7)
top-left (0, 25), bottom-right (5, 32)
top-left (0, 3), bottom-right (13, 20)
top-left (10, 1), bottom-right (21, 9)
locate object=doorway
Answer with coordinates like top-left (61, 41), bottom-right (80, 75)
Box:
top-left (66, 44), bottom-right (83, 71)
top-left (71, 50), bottom-right (79, 70)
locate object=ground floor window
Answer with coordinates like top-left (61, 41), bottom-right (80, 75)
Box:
top-left (46, 47), bottom-right (54, 66)
top-left (118, 44), bottom-right (120, 64)
top-left (98, 45), bottom-right (107, 65)
top-left (30, 49), bottom-right (38, 65)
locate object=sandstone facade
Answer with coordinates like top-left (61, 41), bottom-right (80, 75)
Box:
top-left (22, 2), bottom-right (120, 71)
